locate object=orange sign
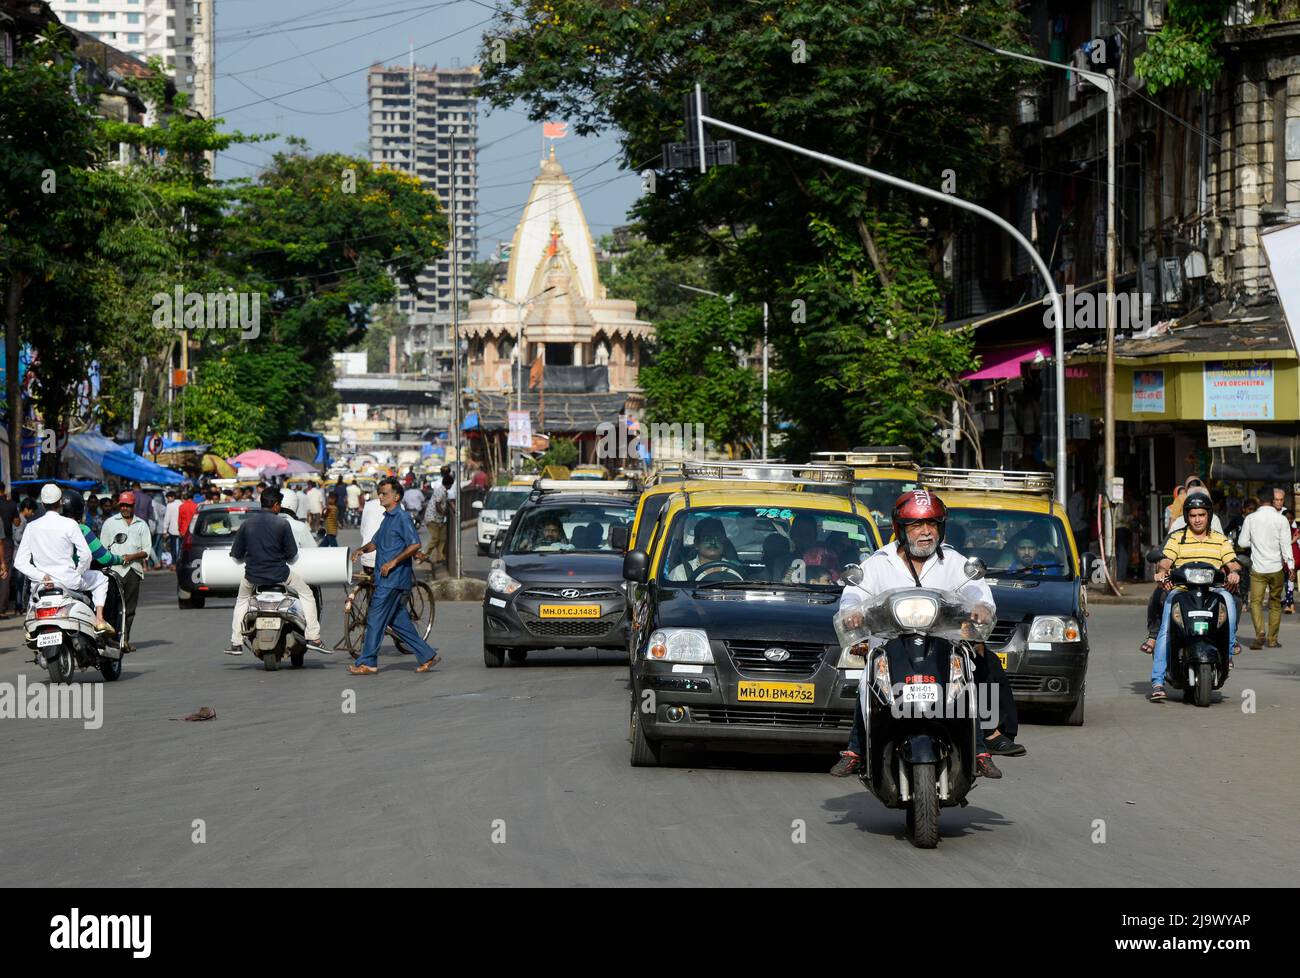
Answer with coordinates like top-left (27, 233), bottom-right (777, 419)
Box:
top-left (172, 369), bottom-right (188, 388)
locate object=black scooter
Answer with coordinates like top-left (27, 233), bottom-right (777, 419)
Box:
top-left (1146, 550), bottom-right (1233, 707)
top-left (836, 559), bottom-right (991, 849)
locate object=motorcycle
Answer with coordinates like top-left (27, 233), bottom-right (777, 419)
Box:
top-left (1146, 549), bottom-right (1233, 707)
top-left (239, 583), bottom-right (315, 671)
top-left (834, 558), bottom-right (994, 849)
top-left (24, 539), bottom-right (129, 684)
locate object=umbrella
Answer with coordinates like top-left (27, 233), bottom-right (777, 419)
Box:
top-left (281, 458), bottom-right (317, 475)
top-left (201, 454), bottom-right (237, 478)
top-left (228, 449), bottom-right (291, 472)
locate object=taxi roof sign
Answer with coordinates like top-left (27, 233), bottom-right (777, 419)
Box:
top-left (919, 467), bottom-right (1055, 496)
top-left (531, 479), bottom-right (638, 494)
top-left (680, 461), bottom-right (853, 486)
top-left (811, 447), bottom-right (916, 467)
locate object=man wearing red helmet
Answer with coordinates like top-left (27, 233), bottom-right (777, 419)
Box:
top-left (829, 488), bottom-right (1021, 779)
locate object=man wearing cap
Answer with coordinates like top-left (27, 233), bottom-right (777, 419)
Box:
top-left (101, 492), bottom-right (154, 651)
top-left (13, 484), bottom-right (115, 634)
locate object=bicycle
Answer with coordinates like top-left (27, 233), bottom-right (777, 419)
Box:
top-left (339, 567), bottom-right (436, 658)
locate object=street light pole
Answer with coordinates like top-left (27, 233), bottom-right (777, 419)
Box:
top-left (677, 283), bottom-right (765, 458)
top-left (693, 100), bottom-right (1067, 502)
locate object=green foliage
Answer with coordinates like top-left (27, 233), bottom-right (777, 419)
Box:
top-left (639, 297), bottom-right (762, 453)
top-left (1134, 1), bottom-right (1234, 93)
top-left (598, 230), bottom-right (714, 323)
top-left (178, 355), bottom-right (266, 457)
top-left (526, 436), bottom-right (580, 472)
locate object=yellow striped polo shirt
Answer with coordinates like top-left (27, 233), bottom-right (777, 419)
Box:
top-left (1162, 529), bottom-right (1236, 568)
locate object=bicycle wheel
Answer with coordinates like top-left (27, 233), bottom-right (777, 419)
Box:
top-left (344, 583), bottom-right (371, 660)
top-left (393, 581), bottom-right (436, 654)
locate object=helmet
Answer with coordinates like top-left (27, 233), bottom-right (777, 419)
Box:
top-left (62, 490), bottom-right (85, 523)
top-left (118, 491), bottom-right (136, 507)
top-left (892, 489), bottom-right (948, 548)
top-left (1183, 491), bottom-right (1213, 516)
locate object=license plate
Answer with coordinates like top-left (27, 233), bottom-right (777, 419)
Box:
top-left (737, 681), bottom-right (815, 703)
top-left (255, 617), bottom-right (283, 630)
top-left (902, 682), bottom-right (940, 704)
top-left (37, 632), bottom-right (63, 648)
top-left (1193, 621), bottom-right (1209, 635)
top-left (996, 652), bottom-right (1008, 669)
top-left (538, 604), bottom-right (601, 619)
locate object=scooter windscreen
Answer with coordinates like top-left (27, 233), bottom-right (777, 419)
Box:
top-left (834, 587), bottom-right (995, 647)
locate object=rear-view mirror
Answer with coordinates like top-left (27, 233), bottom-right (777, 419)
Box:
top-left (609, 525), bottom-right (630, 552)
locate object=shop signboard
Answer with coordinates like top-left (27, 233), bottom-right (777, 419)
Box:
top-left (1203, 361), bottom-right (1274, 420)
top-left (1132, 369), bottom-right (1165, 413)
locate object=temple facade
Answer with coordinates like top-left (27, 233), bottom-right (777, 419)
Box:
top-left (461, 148), bottom-right (653, 392)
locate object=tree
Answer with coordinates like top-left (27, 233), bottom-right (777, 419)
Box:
top-left (177, 355), bottom-right (266, 457)
top-left (477, 1), bottom-right (1032, 454)
top-left (638, 296), bottom-right (762, 455)
top-left (1134, 1), bottom-right (1236, 93)
top-left (598, 230), bottom-right (713, 323)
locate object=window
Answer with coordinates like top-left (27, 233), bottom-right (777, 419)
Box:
top-left (65, 11), bottom-right (78, 22)
top-left (506, 504), bottom-right (635, 555)
top-left (127, 33), bottom-right (141, 44)
top-left (943, 508), bottom-right (1076, 579)
top-left (127, 13), bottom-right (141, 23)
top-left (85, 12), bottom-right (100, 23)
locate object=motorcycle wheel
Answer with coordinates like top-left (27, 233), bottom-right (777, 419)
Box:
top-left (263, 651), bottom-right (280, 672)
top-left (1195, 662), bottom-right (1212, 707)
top-left (906, 763), bottom-right (940, 849)
top-left (99, 656), bottom-right (122, 682)
top-left (46, 647), bottom-right (74, 684)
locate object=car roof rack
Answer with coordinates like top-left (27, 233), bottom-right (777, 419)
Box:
top-left (810, 447), bottom-right (916, 467)
top-left (680, 461), bottom-right (854, 487)
top-left (919, 467), bottom-right (1055, 496)
top-left (530, 478), bottom-right (638, 496)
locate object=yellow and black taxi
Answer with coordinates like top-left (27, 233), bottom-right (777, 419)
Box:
top-left (918, 467), bottom-right (1093, 725)
top-left (482, 479), bottom-right (639, 667)
top-left (622, 462), bottom-right (883, 766)
top-left (809, 447), bottom-right (920, 541)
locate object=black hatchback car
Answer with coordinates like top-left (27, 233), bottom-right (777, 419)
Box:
top-left (481, 482), bottom-right (638, 667)
top-left (177, 503), bottom-right (260, 608)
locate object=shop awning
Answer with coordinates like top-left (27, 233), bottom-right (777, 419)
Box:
top-left (962, 343), bottom-right (1052, 381)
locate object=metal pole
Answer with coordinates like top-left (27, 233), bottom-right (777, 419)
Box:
top-left (515, 299), bottom-right (523, 473)
top-left (761, 301), bottom-right (769, 459)
top-left (694, 83), bottom-right (706, 175)
top-left (700, 112), bottom-right (1067, 502)
top-left (450, 131), bottom-right (462, 579)
top-left (1103, 73), bottom-right (1118, 586)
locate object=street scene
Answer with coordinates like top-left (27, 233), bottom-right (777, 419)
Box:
top-left (3, 0), bottom-right (1300, 918)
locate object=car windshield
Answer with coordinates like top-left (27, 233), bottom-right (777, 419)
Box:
top-left (195, 509), bottom-right (256, 537)
top-left (506, 503), bottom-right (634, 554)
top-left (806, 478), bottom-right (917, 538)
top-left (484, 489), bottom-right (530, 512)
top-left (945, 507), bottom-right (1076, 579)
top-left (657, 505), bottom-right (875, 588)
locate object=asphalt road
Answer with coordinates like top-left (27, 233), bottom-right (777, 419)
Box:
top-left (2, 533), bottom-right (1298, 887)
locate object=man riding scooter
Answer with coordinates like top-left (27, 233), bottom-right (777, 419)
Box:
top-left (829, 489), bottom-right (1018, 780)
top-left (1149, 490), bottom-right (1241, 702)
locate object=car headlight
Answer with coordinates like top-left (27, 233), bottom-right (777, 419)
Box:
top-left (1028, 616), bottom-right (1082, 643)
top-left (486, 561), bottom-right (521, 595)
top-left (892, 595), bottom-right (938, 630)
top-left (644, 628), bottom-right (713, 664)
top-left (871, 650), bottom-right (894, 706)
top-left (837, 642), bottom-right (870, 669)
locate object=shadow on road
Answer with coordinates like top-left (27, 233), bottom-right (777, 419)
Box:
top-left (822, 791), bottom-right (1014, 843)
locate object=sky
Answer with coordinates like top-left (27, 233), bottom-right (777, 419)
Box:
top-left (213, 0), bottom-right (644, 259)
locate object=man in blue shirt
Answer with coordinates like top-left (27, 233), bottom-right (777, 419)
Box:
top-left (348, 477), bottom-right (440, 675)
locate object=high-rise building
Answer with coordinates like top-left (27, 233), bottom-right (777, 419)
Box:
top-left (48, 1), bottom-right (212, 112)
top-left (367, 61), bottom-right (479, 384)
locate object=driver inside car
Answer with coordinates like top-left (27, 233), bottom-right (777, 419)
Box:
top-left (668, 517), bottom-right (740, 581)
top-left (998, 536), bottom-right (1057, 574)
top-left (523, 516), bottom-right (570, 552)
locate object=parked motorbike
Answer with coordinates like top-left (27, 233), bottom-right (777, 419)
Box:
top-left (24, 558), bottom-right (128, 684)
top-left (1145, 549), bottom-right (1233, 707)
top-left (834, 558), bottom-right (993, 849)
top-left (240, 583), bottom-right (313, 671)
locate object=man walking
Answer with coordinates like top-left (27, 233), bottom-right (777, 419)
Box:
top-left (1238, 489), bottom-right (1294, 649)
top-left (0, 482), bottom-right (20, 617)
top-left (345, 479), bottom-right (362, 527)
top-left (421, 473), bottom-right (449, 571)
top-left (163, 490), bottom-right (182, 569)
top-left (101, 492), bottom-right (153, 652)
top-left (348, 477), bottom-right (440, 675)
top-left (307, 481), bottom-right (325, 534)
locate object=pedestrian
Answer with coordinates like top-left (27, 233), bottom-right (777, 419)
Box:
top-left (401, 481), bottom-right (426, 527)
top-left (1067, 486), bottom-right (1087, 545)
top-left (98, 496), bottom-right (114, 530)
top-left (307, 480), bottom-right (325, 534)
top-left (12, 497), bottom-right (38, 612)
top-left (347, 477), bottom-right (440, 675)
top-left (163, 490), bottom-right (182, 570)
top-left (1284, 514), bottom-right (1298, 614)
top-left (332, 476), bottom-right (348, 515)
top-left (100, 492), bottom-right (153, 652)
top-left (421, 473), bottom-right (449, 570)
top-left (178, 491), bottom-right (201, 548)
top-left (149, 489), bottom-right (167, 568)
top-left (1237, 489), bottom-right (1294, 649)
top-left (345, 479), bottom-right (362, 527)
top-left (0, 481), bottom-right (20, 617)
top-left (322, 495), bottom-right (339, 547)
top-left (132, 482), bottom-right (152, 522)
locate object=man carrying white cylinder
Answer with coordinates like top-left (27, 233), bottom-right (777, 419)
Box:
top-left (225, 487), bottom-right (327, 656)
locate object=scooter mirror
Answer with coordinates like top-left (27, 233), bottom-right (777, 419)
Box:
top-left (1145, 548), bottom-right (1164, 564)
top-left (841, 563), bottom-right (864, 587)
top-left (114, 533), bottom-right (128, 544)
top-left (963, 557), bottom-right (986, 581)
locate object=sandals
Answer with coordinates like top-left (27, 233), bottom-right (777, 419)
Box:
top-left (1139, 638), bottom-right (1155, 655)
top-left (1149, 684), bottom-right (1167, 702)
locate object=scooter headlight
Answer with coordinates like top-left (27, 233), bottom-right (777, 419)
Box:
top-left (1184, 567), bottom-right (1215, 586)
top-left (891, 595), bottom-right (938, 630)
top-left (871, 650), bottom-right (895, 706)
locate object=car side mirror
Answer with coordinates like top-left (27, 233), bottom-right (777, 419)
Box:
top-left (609, 525), bottom-right (630, 552)
top-left (963, 557), bottom-right (986, 581)
top-left (114, 533), bottom-right (128, 544)
top-left (472, 500), bottom-right (483, 511)
top-left (623, 549), bottom-right (649, 583)
top-left (490, 528), bottom-right (506, 557)
top-left (1080, 552), bottom-right (1096, 578)
top-left (841, 563), bottom-right (864, 587)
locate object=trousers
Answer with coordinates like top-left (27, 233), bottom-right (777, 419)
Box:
top-left (356, 585), bottom-right (437, 668)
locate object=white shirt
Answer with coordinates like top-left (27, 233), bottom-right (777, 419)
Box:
top-left (101, 512), bottom-right (153, 578)
top-left (346, 484), bottom-right (361, 508)
top-left (14, 511), bottom-right (93, 589)
top-left (307, 487), bottom-right (325, 515)
top-left (294, 491), bottom-right (310, 520)
top-left (1237, 506), bottom-right (1295, 574)
top-left (279, 512), bottom-right (317, 551)
top-left (838, 541), bottom-right (996, 628)
top-left (164, 498), bottom-right (182, 536)
top-left (359, 498), bottom-right (384, 568)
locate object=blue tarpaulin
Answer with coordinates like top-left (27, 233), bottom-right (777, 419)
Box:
top-left (66, 431), bottom-right (186, 484)
top-left (12, 478), bottom-right (99, 493)
top-left (462, 411), bottom-right (479, 430)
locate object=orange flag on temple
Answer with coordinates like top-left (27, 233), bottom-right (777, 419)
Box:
top-left (543, 121), bottom-right (567, 139)
top-left (529, 353), bottom-right (544, 390)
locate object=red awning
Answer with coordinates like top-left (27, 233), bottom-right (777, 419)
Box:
top-left (962, 343), bottom-right (1053, 381)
